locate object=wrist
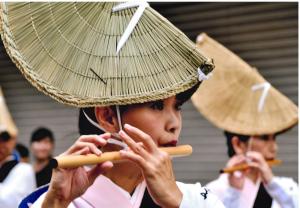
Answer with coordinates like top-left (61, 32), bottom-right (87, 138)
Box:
top-left (261, 164), bottom-right (273, 184)
top-left (162, 188), bottom-right (182, 208)
top-left (263, 172), bottom-right (274, 184)
top-left (42, 189), bottom-right (71, 208)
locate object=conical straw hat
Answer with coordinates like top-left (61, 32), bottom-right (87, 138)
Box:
top-left (0, 87), bottom-right (18, 138)
top-left (0, 2), bottom-right (213, 107)
top-left (192, 33), bottom-right (298, 135)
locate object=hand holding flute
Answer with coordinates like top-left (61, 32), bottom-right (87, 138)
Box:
top-left (223, 152), bottom-right (279, 189)
top-left (220, 159), bottom-right (281, 174)
top-left (45, 125), bottom-right (190, 208)
top-left (51, 144), bottom-right (193, 169)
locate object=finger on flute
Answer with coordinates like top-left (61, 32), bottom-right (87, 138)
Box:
top-left (51, 145), bottom-right (193, 169)
top-left (219, 159), bottom-right (282, 174)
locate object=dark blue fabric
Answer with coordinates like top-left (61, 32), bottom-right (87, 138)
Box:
top-left (19, 184), bottom-right (49, 208)
top-left (0, 160), bottom-right (18, 182)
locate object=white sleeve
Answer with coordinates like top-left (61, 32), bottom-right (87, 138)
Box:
top-left (222, 186), bottom-right (242, 208)
top-left (206, 178), bottom-right (241, 208)
top-left (176, 181), bottom-right (225, 208)
top-left (0, 163), bottom-right (36, 208)
top-left (264, 177), bottom-right (299, 208)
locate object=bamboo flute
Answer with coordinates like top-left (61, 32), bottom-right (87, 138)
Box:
top-left (220, 159), bottom-right (282, 174)
top-left (50, 145), bottom-right (193, 169)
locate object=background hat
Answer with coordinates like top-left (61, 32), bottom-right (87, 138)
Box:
top-left (191, 33), bottom-right (298, 135)
top-left (0, 87), bottom-right (18, 138)
top-left (0, 2), bottom-right (213, 107)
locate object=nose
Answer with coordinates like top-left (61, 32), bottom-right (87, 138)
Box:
top-left (165, 109), bottom-right (181, 134)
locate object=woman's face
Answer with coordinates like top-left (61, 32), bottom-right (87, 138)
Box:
top-left (121, 96), bottom-right (183, 147)
top-left (249, 134), bottom-right (278, 160)
top-left (31, 138), bottom-right (54, 161)
top-left (0, 137), bottom-right (16, 163)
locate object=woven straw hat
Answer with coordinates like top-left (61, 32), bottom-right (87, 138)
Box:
top-left (192, 33), bottom-right (298, 135)
top-left (0, 2), bottom-right (213, 107)
top-left (0, 87), bottom-right (18, 138)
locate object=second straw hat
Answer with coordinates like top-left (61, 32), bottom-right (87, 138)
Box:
top-left (192, 33), bottom-right (298, 135)
top-left (0, 87), bottom-right (18, 138)
top-left (0, 2), bottom-right (213, 107)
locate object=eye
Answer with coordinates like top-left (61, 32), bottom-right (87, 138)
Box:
top-left (150, 101), bottom-right (164, 110)
top-left (260, 135), bottom-right (269, 141)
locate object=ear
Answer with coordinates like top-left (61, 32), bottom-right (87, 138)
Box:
top-left (95, 107), bottom-right (120, 133)
top-left (231, 136), bottom-right (247, 155)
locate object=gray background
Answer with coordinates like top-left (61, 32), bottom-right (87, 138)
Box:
top-left (0, 2), bottom-right (298, 185)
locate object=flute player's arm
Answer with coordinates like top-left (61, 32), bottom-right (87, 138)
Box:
top-left (206, 155), bottom-right (245, 208)
top-left (246, 151), bottom-right (298, 208)
top-left (264, 177), bottom-right (299, 208)
top-left (29, 134), bottom-right (113, 208)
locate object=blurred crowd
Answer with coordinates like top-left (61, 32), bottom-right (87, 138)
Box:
top-left (0, 127), bottom-right (55, 207)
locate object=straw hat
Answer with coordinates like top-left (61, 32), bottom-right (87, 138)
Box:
top-left (0, 87), bottom-right (18, 138)
top-left (192, 33), bottom-right (298, 135)
top-left (0, 2), bottom-right (213, 107)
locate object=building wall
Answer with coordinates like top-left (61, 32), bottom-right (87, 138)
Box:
top-left (0, 2), bottom-right (298, 184)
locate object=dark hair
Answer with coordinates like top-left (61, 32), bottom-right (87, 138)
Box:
top-left (79, 108), bottom-right (104, 136)
top-left (15, 143), bottom-right (30, 158)
top-left (30, 127), bottom-right (54, 143)
top-left (176, 82), bottom-right (200, 104)
top-left (224, 131), bottom-right (250, 157)
top-left (79, 105), bottom-right (129, 135)
top-left (79, 83), bottom-right (200, 135)
top-left (0, 131), bottom-right (11, 142)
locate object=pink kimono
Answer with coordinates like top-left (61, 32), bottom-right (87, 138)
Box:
top-left (31, 175), bottom-right (146, 208)
top-left (30, 175), bottom-right (225, 208)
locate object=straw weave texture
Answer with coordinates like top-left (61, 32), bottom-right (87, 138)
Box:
top-left (0, 2), bottom-right (213, 107)
top-left (0, 87), bottom-right (18, 137)
top-left (192, 33), bottom-right (298, 135)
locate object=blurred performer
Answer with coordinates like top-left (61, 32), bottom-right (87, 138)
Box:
top-left (30, 127), bottom-right (55, 187)
top-left (0, 87), bottom-right (35, 208)
top-left (192, 33), bottom-right (298, 208)
top-left (15, 143), bottom-right (30, 163)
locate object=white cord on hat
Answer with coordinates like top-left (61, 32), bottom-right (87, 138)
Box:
top-left (198, 67), bottom-right (212, 81)
top-left (0, 124), bottom-right (7, 133)
top-left (82, 109), bottom-right (128, 149)
top-left (251, 82), bottom-right (271, 112)
top-left (112, 1), bottom-right (149, 54)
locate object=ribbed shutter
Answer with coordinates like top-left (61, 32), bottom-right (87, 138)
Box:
top-left (152, 2), bottom-right (298, 184)
top-left (0, 3), bottom-right (298, 184)
top-left (0, 43), bottom-right (79, 155)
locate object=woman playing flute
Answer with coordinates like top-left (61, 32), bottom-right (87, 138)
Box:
top-left (192, 33), bottom-right (298, 208)
top-left (0, 2), bottom-right (225, 208)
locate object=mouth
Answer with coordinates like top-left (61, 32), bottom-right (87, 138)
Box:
top-left (161, 140), bottom-right (178, 147)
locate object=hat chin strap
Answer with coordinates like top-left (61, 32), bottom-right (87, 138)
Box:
top-left (82, 108), bottom-right (128, 149)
